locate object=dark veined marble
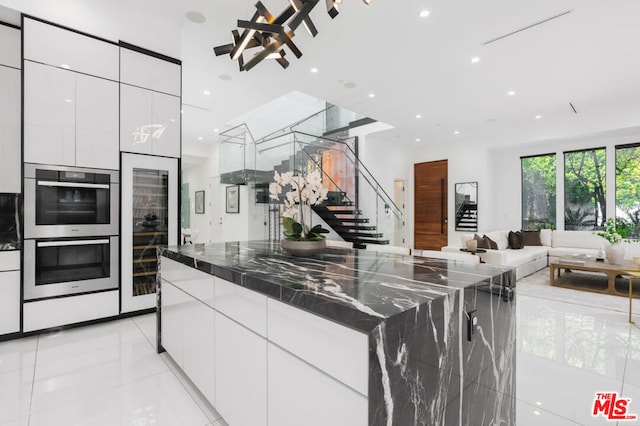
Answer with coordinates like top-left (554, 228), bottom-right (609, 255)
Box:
top-left (0, 194), bottom-right (20, 250)
top-left (160, 240), bottom-right (516, 425)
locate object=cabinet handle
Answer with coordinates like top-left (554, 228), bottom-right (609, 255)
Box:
top-left (37, 239), bottom-right (109, 248)
top-left (37, 181), bottom-right (109, 189)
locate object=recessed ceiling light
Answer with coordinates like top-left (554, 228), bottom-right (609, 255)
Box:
top-left (185, 11), bottom-right (206, 24)
top-left (64, 99), bottom-right (72, 103)
top-left (535, 115), bottom-right (542, 120)
top-left (453, 130), bottom-right (460, 135)
top-left (416, 138), bottom-right (421, 142)
top-left (368, 93), bottom-right (375, 98)
top-left (470, 57), bottom-right (480, 64)
top-left (534, 411), bottom-right (540, 416)
top-left (310, 67), bottom-right (318, 73)
top-left (419, 9), bottom-right (430, 18)
top-left (198, 136), bottom-right (203, 141)
top-left (508, 90), bottom-right (516, 96)
top-left (416, 114), bottom-right (422, 119)
top-left (214, 129), bottom-right (219, 133)
top-left (61, 64), bottom-right (71, 69)
top-left (203, 90), bottom-right (210, 95)
top-left (170, 119), bottom-right (176, 122)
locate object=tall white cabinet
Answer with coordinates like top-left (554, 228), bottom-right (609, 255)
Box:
top-left (0, 24), bottom-right (21, 193)
top-left (120, 46), bottom-right (181, 158)
top-left (23, 18), bottom-right (120, 170)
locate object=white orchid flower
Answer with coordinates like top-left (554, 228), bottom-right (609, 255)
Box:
top-left (269, 182), bottom-right (282, 199)
top-left (306, 170), bottom-right (322, 187)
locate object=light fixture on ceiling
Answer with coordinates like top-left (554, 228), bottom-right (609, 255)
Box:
top-left (203, 90), bottom-right (211, 95)
top-left (198, 136), bottom-right (203, 141)
top-left (507, 90), bottom-right (516, 96)
top-left (186, 11), bottom-right (206, 24)
top-left (419, 9), bottom-right (430, 18)
top-left (61, 64), bottom-right (71, 69)
top-left (214, 129), bottom-right (220, 133)
top-left (416, 138), bottom-right (421, 142)
top-left (416, 114), bottom-right (421, 119)
top-left (368, 93), bottom-right (375, 98)
top-left (470, 56), bottom-right (480, 64)
top-left (535, 115), bottom-right (542, 120)
top-left (213, 0), bottom-right (373, 71)
top-left (453, 130), bottom-right (460, 135)
top-left (310, 67), bottom-right (318, 73)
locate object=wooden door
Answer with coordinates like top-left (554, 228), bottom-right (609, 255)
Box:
top-left (414, 160), bottom-right (448, 250)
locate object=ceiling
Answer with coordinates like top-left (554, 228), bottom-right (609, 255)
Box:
top-left (2, 0), bottom-right (640, 158)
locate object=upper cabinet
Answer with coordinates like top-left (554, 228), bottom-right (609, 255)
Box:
top-left (0, 25), bottom-right (21, 193)
top-left (120, 48), bottom-right (181, 96)
top-left (23, 18), bottom-right (119, 81)
top-left (24, 61), bottom-right (119, 169)
top-left (0, 25), bottom-right (21, 68)
top-left (120, 47), bottom-right (181, 158)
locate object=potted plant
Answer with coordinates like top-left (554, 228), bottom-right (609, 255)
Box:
top-left (594, 218), bottom-right (636, 265)
top-left (269, 170), bottom-right (330, 255)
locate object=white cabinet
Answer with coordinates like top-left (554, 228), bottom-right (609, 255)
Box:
top-left (120, 48), bottom-right (181, 96)
top-left (75, 73), bottom-right (119, 169)
top-left (120, 84), bottom-right (180, 158)
top-left (268, 343), bottom-right (368, 426)
top-left (24, 61), bottom-right (75, 166)
top-left (183, 296), bottom-right (215, 404)
top-left (0, 271), bottom-right (20, 335)
top-left (23, 290), bottom-right (119, 332)
top-left (23, 18), bottom-right (119, 81)
top-left (0, 25), bottom-right (20, 69)
top-left (0, 251), bottom-right (20, 335)
top-left (24, 61), bottom-right (119, 169)
top-left (267, 298), bottom-right (369, 396)
top-left (0, 65), bottom-right (21, 193)
top-left (160, 280), bottom-right (186, 367)
top-left (214, 312), bottom-right (267, 426)
top-left (215, 278), bottom-right (267, 337)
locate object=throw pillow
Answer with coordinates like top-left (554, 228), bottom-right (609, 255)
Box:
top-left (474, 233), bottom-right (498, 250)
top-left (521, 229), bottom-right (542, 246)
top-left (508, 230), bottom-right (524, 249)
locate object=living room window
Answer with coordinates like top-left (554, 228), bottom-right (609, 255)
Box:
top-left (615, 143), bottom-right (640, 238)
top-left (564, 148), bottom-right (606, 230)
top-left (521, 153), bottom-right (556, 230)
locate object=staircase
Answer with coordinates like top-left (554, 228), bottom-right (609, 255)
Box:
top-left (312, 192), bottom-right (388, 248)
top-left (455, 202), bottom-right (477, 230)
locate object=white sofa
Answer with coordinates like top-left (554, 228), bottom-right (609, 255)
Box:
top-left (442, 229), bottom-right (614, 280)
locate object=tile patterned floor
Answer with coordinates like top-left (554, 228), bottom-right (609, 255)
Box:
top-left (0, 267), bottom-right (638, 425)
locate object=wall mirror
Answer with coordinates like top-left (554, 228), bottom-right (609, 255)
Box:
top-left (455, 182), bottom-right (478, 232)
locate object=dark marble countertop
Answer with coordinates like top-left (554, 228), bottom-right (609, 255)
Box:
top-left (160, 240), bottom-right (515, 333)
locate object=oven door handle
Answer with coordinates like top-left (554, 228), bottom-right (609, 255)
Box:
top-left (37, 239), bottom-right (110, 248)
top-left (37, 181), bottom-right (110, 189)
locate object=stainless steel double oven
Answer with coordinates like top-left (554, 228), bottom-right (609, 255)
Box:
top-left (24, 164), bottom-right (119, 300)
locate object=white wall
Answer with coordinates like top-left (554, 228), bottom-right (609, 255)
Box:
top-left (384, 125), bottom-right (640, 248)
top-left (490, 125), bottom-right (640, 233)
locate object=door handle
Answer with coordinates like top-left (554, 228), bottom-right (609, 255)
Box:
top-left (440, 178), bottom-right (445, 234)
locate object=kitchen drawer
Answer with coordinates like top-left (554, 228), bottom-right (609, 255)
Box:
top-left (215, 278), bottom-right (267, 337)
top-left (267, 298), bottom-right (368, 396)
top-left (0, 251), bottom-right (19, 271)
top-left (161, 256), bottom-right (214, 307)
top-left (23, 290), bottom-right (119, 332)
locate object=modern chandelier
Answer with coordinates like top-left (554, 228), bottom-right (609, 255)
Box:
top-left (213, 0), bottom-right (372, 71)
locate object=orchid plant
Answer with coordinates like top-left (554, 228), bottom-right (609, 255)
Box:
top-left (269, 170), bottom-right (330, 241)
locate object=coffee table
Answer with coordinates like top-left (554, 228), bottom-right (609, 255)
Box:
top-left (549, 257), bottom-right (638, 297)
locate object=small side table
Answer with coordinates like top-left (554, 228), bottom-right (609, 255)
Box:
top-left (624, 270), bottom-right (640, 324)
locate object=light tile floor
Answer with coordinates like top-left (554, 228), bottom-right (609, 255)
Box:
top-left (0, 267), bottom-right (638, 425)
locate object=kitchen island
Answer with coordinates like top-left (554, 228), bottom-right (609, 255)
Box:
top-left (158, 241), bottom-right (516, 426)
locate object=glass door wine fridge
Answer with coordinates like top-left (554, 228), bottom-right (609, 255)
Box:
top-left (121, 153), bottom-right (178, 313)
